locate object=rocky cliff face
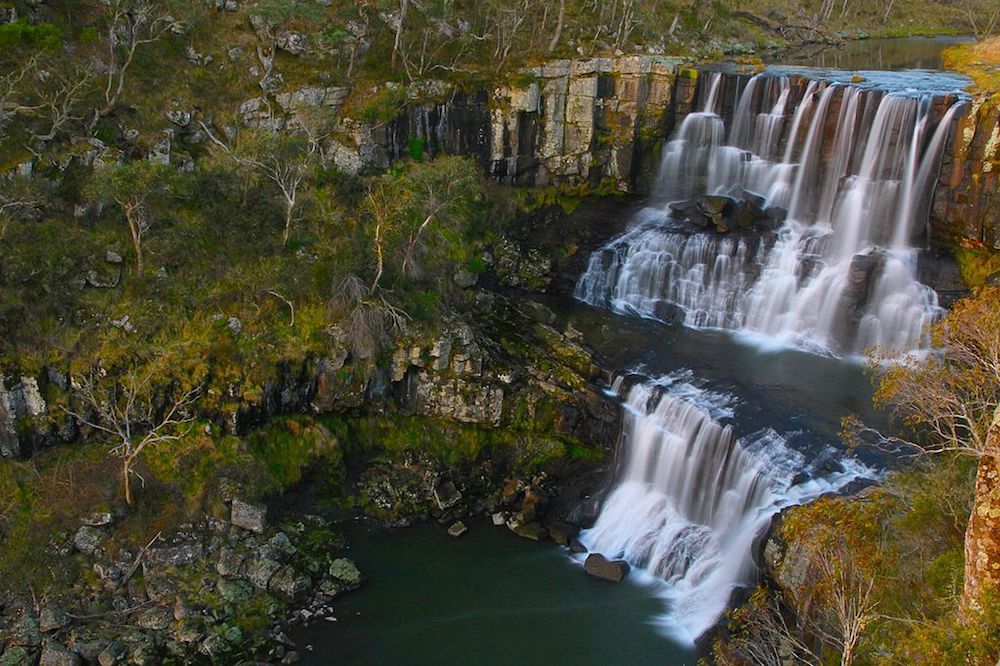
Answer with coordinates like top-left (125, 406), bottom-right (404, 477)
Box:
top-left (1, 292), bottom-right (619, 464)
top-left (932, 96), bottom-right (1000, 249)
top-left (326, 55), bottom-right (683, 192)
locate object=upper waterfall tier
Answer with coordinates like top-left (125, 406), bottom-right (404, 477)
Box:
top-left (576, 69), bottom-right (965, 355)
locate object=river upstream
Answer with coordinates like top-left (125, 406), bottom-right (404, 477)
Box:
top-left (293, 36), bottom-right (970, 664)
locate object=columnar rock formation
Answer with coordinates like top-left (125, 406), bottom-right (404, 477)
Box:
top-left (328, 56), bottom-right (684, 191)
top-left (932, 95), bottom-right (1000, 248)
top-left (322, 60), bottom-right (997, 251)
top-left (487, 56), bottom-right (681, 189)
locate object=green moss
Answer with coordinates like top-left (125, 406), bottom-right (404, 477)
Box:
top-left (355, 86), bottom-right (410, 125)
top-left (955, 244), bottom-right (1000, 288)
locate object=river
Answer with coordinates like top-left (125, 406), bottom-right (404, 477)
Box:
top-left (291, 37), bottom-right (968, 664)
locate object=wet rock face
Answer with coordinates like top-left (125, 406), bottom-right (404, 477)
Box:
top-left (584, 553), bottom-right (630, 582)
top-left (932, 97), bottom-right (1000, 249)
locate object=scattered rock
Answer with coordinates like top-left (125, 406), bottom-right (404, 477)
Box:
top-left (569, 538), bottom-right (588, 554)
top-left (447, 521), bottom-right (467, 538)
top-left (39, 642), bottom-right (80, 666)
top-left (248, 558), bottom-right (282, 591)
top-left (510, 522), bottom-right (548, 541)
top-left (491, 511), bottom-right (507, 526)
top-left (327, 559), bottom-right (362, 590)
top-left (231, 499), bottom-right (266, 533)
top-left (38, 607), bottom-right (69, 633)
top-left (584, 553), bottom-right (630, 582)
top-left (104, 251), bottom-right (123, 265)
top-left (73, 526), bottom-right (106, 555)
top-left (269, 566), bottom-right (312, 601)
top-left (226, 317), bottom-right (243, 336)
top-left (546, 521), bottom-right (580, 547)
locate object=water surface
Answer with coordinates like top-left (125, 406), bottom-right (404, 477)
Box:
top-left (767, 35), bottom-right (975, 71)
top-left (293, 520), bottom-right (699, 665)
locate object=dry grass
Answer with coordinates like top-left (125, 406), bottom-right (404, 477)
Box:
top-left (945, 36), bottom-right (1000, 93)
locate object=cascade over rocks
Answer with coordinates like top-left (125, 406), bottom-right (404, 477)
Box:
top-left (576, 68), bottom-right (970, 355)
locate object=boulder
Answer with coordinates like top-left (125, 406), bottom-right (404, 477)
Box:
top-left (447, 521), bottom-right (468, 538)
top-left (217, 578), bottom-right (253, 603)
top-left (81, 512), bottom-right (113, 527)
top-left (569, 538), bottom-right (588, 554)
top-left (764, 205), bottom-right (787, 223)
top-left (72, 526), bottom-right (106, 555)
top-left (546, 521), bottom-right (580, 546)
top-left (327, 558), bottom-right (362, 590)
top-left (696, 195), bottom-right (733, 216)
top-left (510, 522), bottom-right (548, 541)
top-left (248, 558), bottom-right (282, 590)
top-left (259, 532), bottom-right (296, 561)
top-left (584, 553), bottom-right (630, 582)
top-left (215, 547), bottom-right (247, 577)
top-left (135, 606), bottom-right (172, 631)
top-left (432, 481), bottom-right (462, 511)
top-left (0, 647), bottom-right (36, 666)
top-left (147, 542), bottom-right (204, 569)
top-left (38, 607), bottom-right (69, 633)
top-left (39, 643), bottom-right (80, 666)
top-left (96, 641), bottom-right (126, 666)
top-left (269, 566), bottom-right (312, 601)
top-left (230, 499), bottom-right (267, 533)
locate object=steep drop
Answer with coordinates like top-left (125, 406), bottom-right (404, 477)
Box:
top-left (581, 372), bottom-right (869, 642)
top-left (576, 70), bottom-right (965, 354)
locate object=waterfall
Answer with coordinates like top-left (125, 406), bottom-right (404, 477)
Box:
top-left (582, 373), bottom-right (870, 642)
top-left (575, 70), bottom-right (965, 355)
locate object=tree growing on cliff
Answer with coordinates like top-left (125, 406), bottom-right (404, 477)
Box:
top-left (66, 367), bottom-right (200, 507)
top-left (201, 125), bottom-right (318, 247)
top-left (364, 155), bottom-right (480, 287)
top-left (99, 0), bottom-right (179, 117)
top-left (855, 286), bottom-right (1000, 614)
top-left (246, 0), bottom-right (325, 97)
top-left (85, 162), bottom-right (180, 273)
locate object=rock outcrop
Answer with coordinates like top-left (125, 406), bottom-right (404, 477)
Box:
top-left (932, 95), bottom-right (1000, 249)
top-left (324, 56), bottom-right (683, 192)
top-left (0, 513), bottom-right (360, 665)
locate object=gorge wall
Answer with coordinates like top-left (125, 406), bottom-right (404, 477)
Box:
top-left (932, 94), bottom-right (1000, 249)
top-left (329, 55), bottom-right (685, 192)
top-left (319, 59), bottom-right (999, 249)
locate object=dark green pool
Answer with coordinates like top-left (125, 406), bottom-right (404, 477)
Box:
top-left (291, 520), bottom-right (699, 665)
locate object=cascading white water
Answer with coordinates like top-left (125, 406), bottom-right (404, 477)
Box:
top-left (582, 373), bottom-right (870, 642)
top-left (576, 70), bottom-right (966, 355)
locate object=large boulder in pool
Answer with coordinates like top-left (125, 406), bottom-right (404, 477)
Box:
top-left (584, 553), bottom-right (630, 582)
top-left (696, 195), bottom-right (732, 217)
